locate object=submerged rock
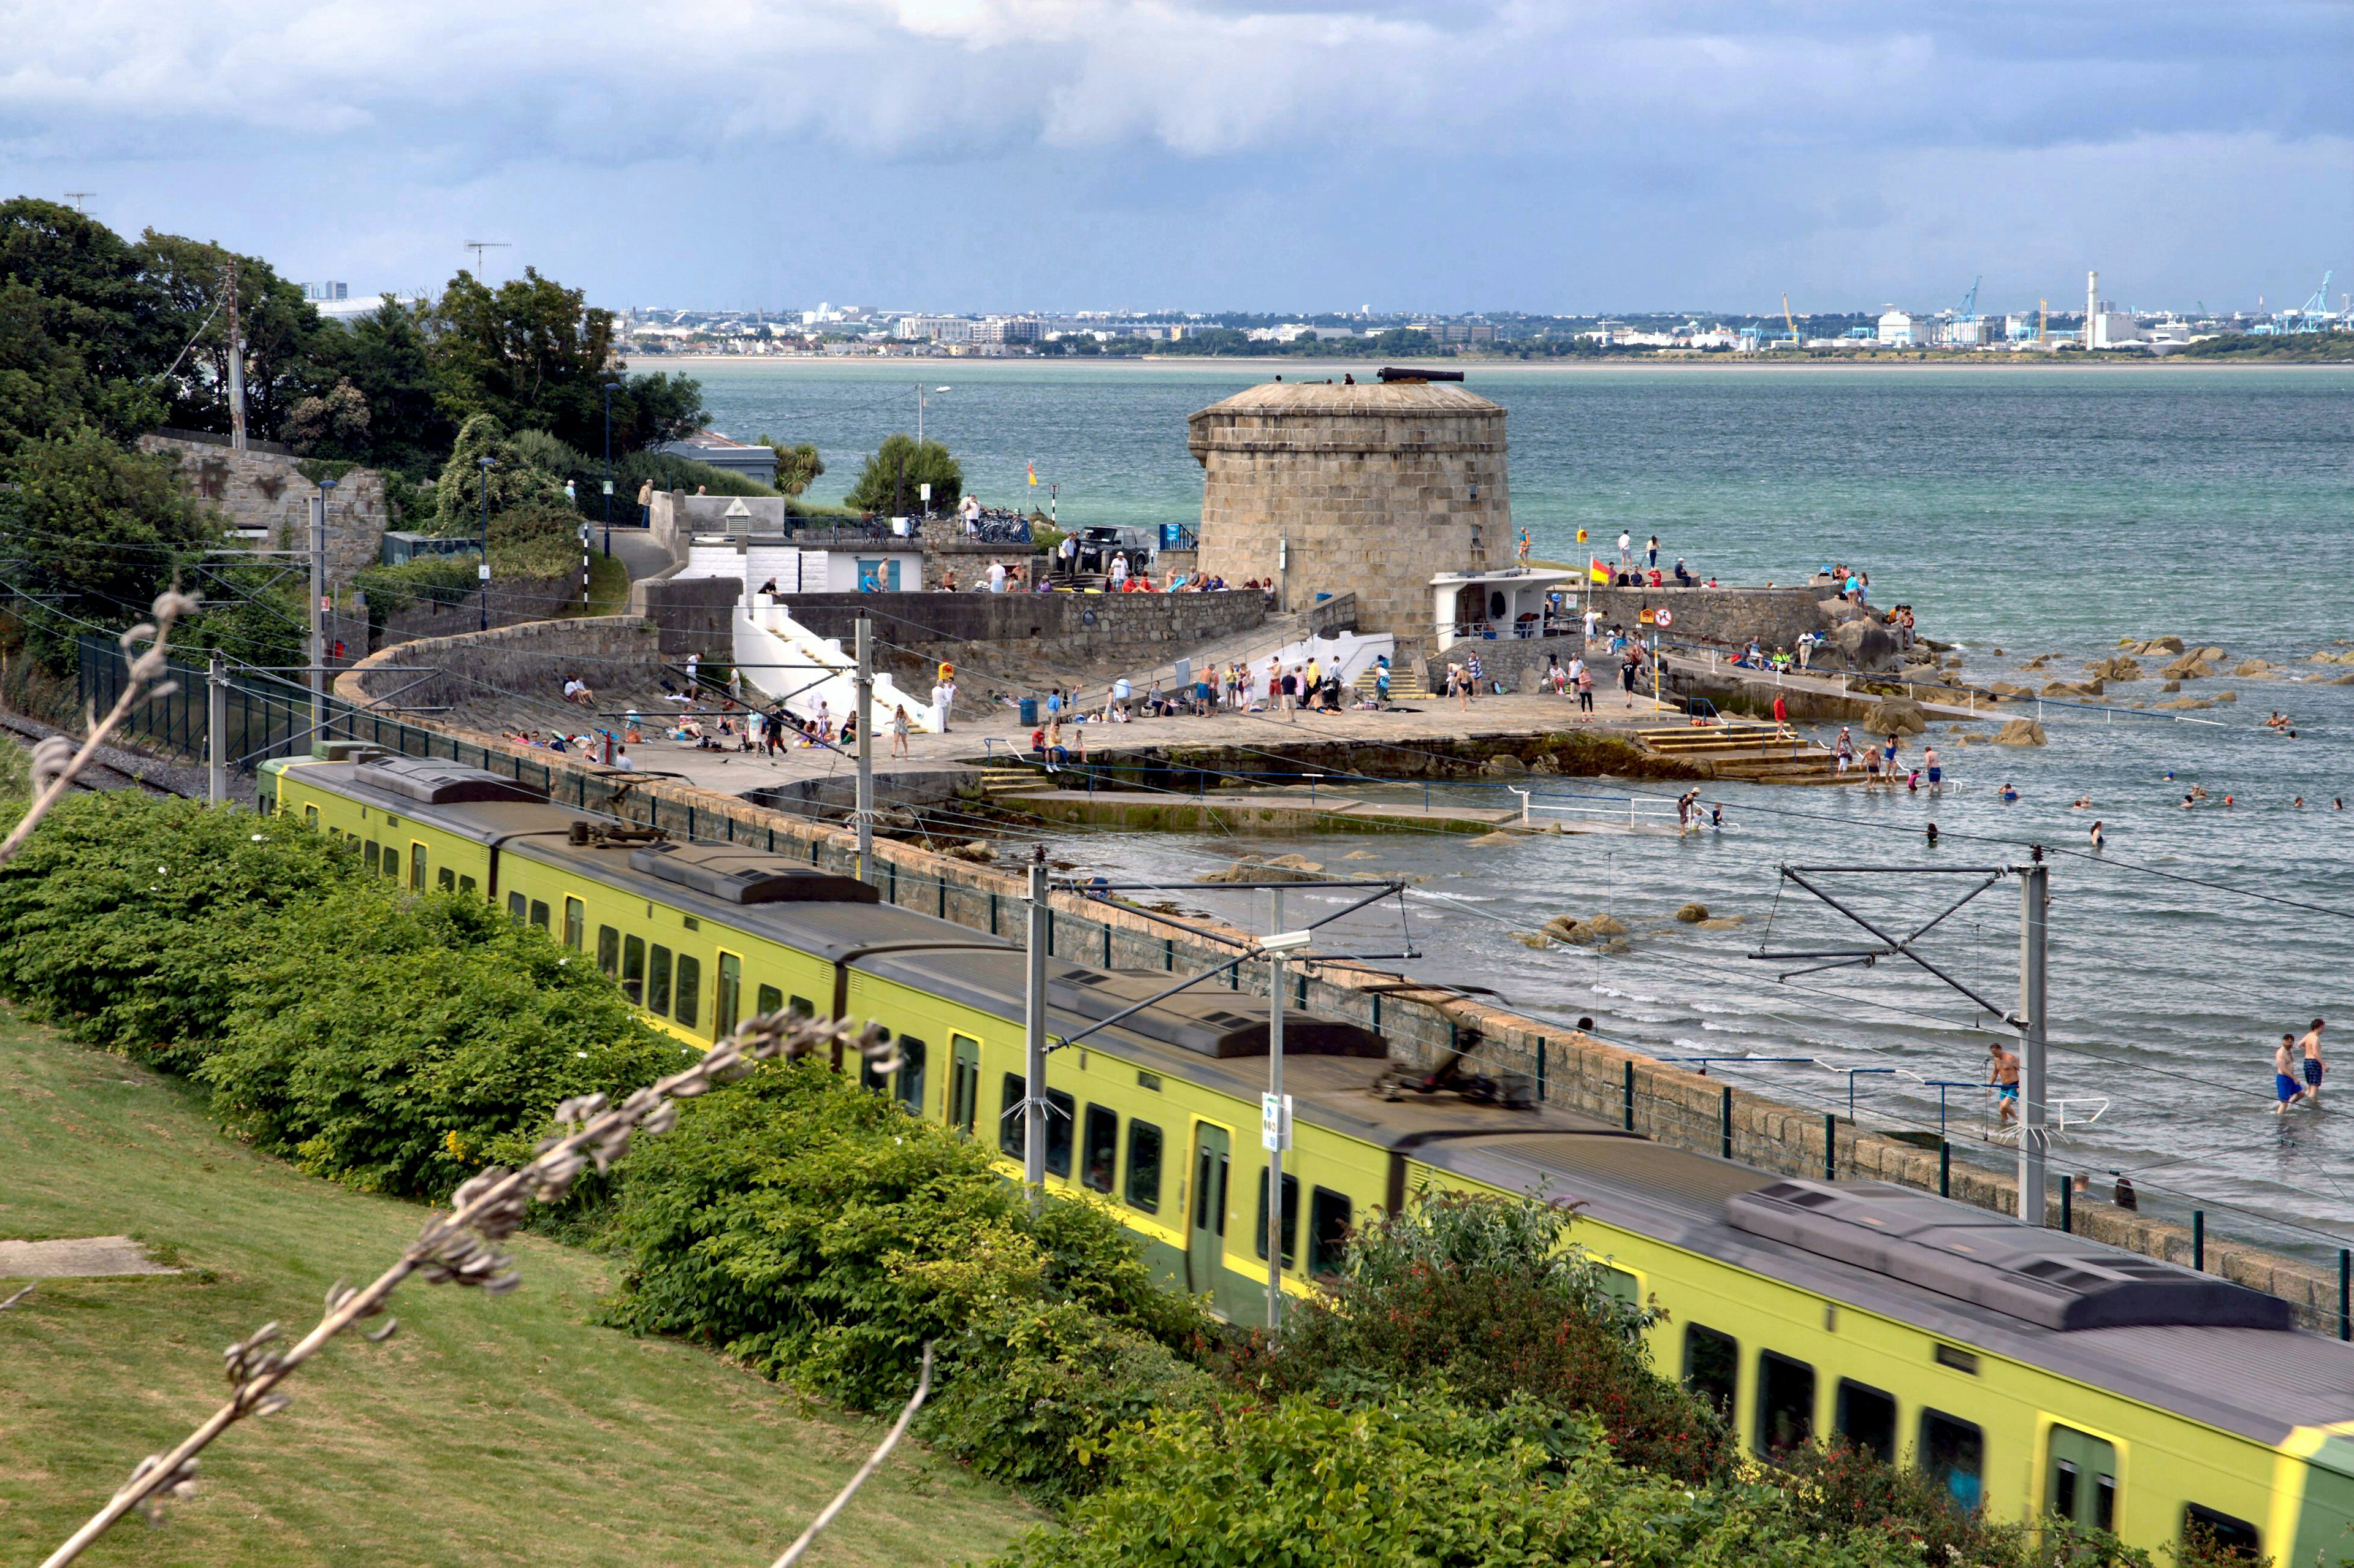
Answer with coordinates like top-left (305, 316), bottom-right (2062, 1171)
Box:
top-left (1861, 699), bottom-right (1927, 736)
top-left (1992, 718), bottom-right (2047, 747)
top-left (1675, 902), bottom-right (1709, 923)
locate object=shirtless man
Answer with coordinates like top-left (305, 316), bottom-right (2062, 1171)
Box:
top-left (2300, 1018), bottom-right (2326, 1106)
top-left (1988, 1041), bottom-right (2021, 1125)
top-left (2276, 1033), bottom-right (2304, 1116)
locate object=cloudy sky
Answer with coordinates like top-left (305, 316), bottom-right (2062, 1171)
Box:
top-left (4, 0), bottom-right (2348, 316)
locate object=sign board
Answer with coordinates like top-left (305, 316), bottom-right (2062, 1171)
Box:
top-left (1172, 657), bottom-right (1192, 689)
top-left (1260, 1093), bottom-right (1293, 1152)
top-left (477, 563), bottom-right (491, 581)
top-left (1637, 607), bottom-right (1656, 626)
top-left (602, 479), bottom-right (614, 495)
top-left (1653, 607), bottom-right (1672, 628)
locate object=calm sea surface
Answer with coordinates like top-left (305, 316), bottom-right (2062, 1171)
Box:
top-left (698, 360), bottom-right (2354, 1247)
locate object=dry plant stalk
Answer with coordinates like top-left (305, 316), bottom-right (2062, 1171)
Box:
top-left (41, 1011), bottom-right (900, 1568)
top-left (0, 588), bottom-right (199, 869)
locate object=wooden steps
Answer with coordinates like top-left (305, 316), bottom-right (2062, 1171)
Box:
top-left (1632, 722), bottom-right (1855, 785)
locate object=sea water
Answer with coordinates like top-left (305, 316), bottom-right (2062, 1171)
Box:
top-left (698, 360), bottom-right (2354, 1246)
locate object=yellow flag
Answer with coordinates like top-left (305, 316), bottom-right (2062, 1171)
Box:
top-left (1027, 462), bottom-right (1038, 486)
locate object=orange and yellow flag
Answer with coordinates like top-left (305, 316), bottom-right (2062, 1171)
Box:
top-left (1026, 462), bottom-right (1038, 486)
top-left (1590, 558), bottom-right (1610, 584)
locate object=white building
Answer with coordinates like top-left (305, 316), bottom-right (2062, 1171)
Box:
top-left (1875, 310), bottom-right (1920, 347)
top-left (2088, 304), bottom-right (2141, 349)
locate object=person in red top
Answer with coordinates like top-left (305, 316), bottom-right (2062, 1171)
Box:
top-left (1772, 691), bottom-right (1788, 726)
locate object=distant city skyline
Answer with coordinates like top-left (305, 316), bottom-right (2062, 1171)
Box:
top-left (7, 1), bottom-right (2347, 313)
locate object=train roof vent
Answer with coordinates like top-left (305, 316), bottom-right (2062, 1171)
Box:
top-left (351, 755), bottom-right (547, 805)
top-left (625, 842), bottom-right (878, 905)
top-left (1727, 1181), bottom-right (2294, 1333)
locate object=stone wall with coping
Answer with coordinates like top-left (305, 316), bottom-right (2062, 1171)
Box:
top-left (638, 576), bottom-right (740, 658)
top-left (140, 433), bottom-right (389, 586)
top-left (777, 588), bottom-right (1268, 688)
top-left (341, 614), bottom-right (661, 714)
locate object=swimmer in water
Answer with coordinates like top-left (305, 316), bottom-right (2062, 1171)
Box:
top-left (2182, 793), bottom-right (2197, 809)
top-left (2071, 796), bottom-right (2092, 809)
top-left (1925, 821), bottom-right (1940, 845)
top-left (2164, 770), bottom-right (2176, 781)
top-left (2089, 819), bottom-right (2106, 848)
top-left (2337, 799), bottom-right (2345, 810)
top-left (2296, 797), bottom-right (2306, 809)
top-left (1999, 783), bottom-right (2020, 803)
top-left (2224, 794), bottom-right (2235, 807)
top-left (1907, 769), bottom-right (1921, 793)
top-left (2192, 785), bottom-right (2209, 800)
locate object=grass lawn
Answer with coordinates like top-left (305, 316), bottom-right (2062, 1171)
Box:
top-left (0, 1010), bottom-right (1042, 1567)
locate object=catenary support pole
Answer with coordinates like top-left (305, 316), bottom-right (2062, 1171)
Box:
top-left (1266, 886), bottom-right (1287, 1331)
top-left (2018, 850), bottom-right (2050, 1226)
top-left (1023, 850), bottom-right (1049, 1206)
top-left (308, 484), bottom-right (330, 734)
top-left (855, 615), bottom-right (874, 883)
top-left (206, 651), bottom-right (227, 804)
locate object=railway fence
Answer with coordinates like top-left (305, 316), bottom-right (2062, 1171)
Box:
top-left (77, 633), bottom-right (2354, 1340)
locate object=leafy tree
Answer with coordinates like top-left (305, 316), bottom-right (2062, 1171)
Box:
top-left (282, 377), bottom-right (370, 457)
top-left (0, 282), bottom-right (107, 459)
top-left (320, 296), bottom-right (451, 473)
top-left (0, 197), bottom-right (170, 386)
top-left (428, 412), bottom-right (567, 529)
top-left (424, 268), bottom-right (707, 455)
top-left (841, 433), bottom-right (961, 516)
top-left (758, 435), bottom-right (824, 496)
top-left (0, 427), bottom-right (215, 667)
top-left (133, 229), bottom-right (331, 443)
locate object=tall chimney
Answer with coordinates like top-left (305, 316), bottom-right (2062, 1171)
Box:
top-left (2085, 270), bottom-right (2099, 350)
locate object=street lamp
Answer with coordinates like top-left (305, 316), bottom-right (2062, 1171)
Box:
top-left (1258, 923), bottom-right (1314, 1328)
top-left (915, 384), bottom-right (949, 444)
top-left (601, 381), bottom-right (622, 558)
top-left (477, 455), bottom-right (495, 631)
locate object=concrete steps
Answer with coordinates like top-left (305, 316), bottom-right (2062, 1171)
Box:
top-left (1632, 723), bottom-right (1856, 785)
top-left (1354, 664), bottom-right (1430, 700)
top-left (974, 764), bottom-right (1057, 798)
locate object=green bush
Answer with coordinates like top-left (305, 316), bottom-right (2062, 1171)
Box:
top-left (0, 794), bottom-right (353, 1071)
top-left (997, 1394), bottom-right (1882, 1568)
top-left (598, 1059), bottom-right (1210, 1412)
top-left (1244, 1189), bottom-right (1729, 1483)
top-left (197, 886), bottom-right (679, 1195)
top-left (1766, 1443), bottom-right (2150, 1568)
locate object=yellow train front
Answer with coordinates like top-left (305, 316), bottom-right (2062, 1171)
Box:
top-left (266, 747), bottom-right (2354, 1562)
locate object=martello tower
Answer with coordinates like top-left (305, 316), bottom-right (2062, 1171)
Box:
top-left (1187, 378), bottom-right (1509, 661)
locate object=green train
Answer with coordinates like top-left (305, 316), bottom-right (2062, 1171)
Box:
top-left (264, 748), bottom-right (2354, 1564)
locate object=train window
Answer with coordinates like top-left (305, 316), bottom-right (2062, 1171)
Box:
top-left (1194, 1142), bottom-right (1230, 1237)
top-left (2183, 1505), bottom-right (2260, 1561)
top-left (788, 995), bottom-right (814, 1021)
top-left (1080, 1105), bottom-right (1118, 1193)
top-left (1599, 1266), bottom-right (1640, 1308)
top-left (1683, 1326), bottom-right (1738, 1420)
top-left (1254, 1171), bottom-right (1300, 1268)
top-left (1756, 1352), bottom-right (1815, 1458)
top-left (365, 841), bottom-right (380, 874)
top-left (1835, 1380), bottom-right (1897, 1466)
top-left (529, 899), bottom-right (550, 932)
top-left (408, 843), bottom-right (426, 891)
top-left (896, 1037), bottom-right (926, 1115)
top-left (1308, 1187), bottom-right (1352, 1276)
top-left (459, 875), bottom-right (476, 896)
top-left (647, 945), bottom-right (673, 1016)
top-left (304, 804), bottom-right (318, 828)
top-left (1000, 1073), bottom-right (1026, 1159)
top-left (1045, 1090), bottom-right (1073, 1178)
top-left (2047, 1426), bottom-right (2118, 1532)
top-left (598, 927), bottom-right (620, 978)
top-left (508, 892), bottom-right (528, 923)
top-left (563, 898), bottom-right (584, 951)
top-left (756, 984), bottom-right (782, 1016)
top-left (436, 867), bottom-right (452, 892)
top-left (622, 935), bottom-right (646, 1005)
top-left (674, 955), bottom-right (699, 1028)
top-left (1933, 1345), bottom-right (1979, 1374)
top-left (1126, 1121), bottom-right (1163, 1211)
top-left (715, 954), bottom-right (741, 1038)
top-left (1920, 1412), bottom-right (1985, 1511)
top-left (381, 848), bottom-right (398, 881)
top-left (863, 1032), bottom-right (892, 1093)
top-left (683, 916), bottom-right (699, 932)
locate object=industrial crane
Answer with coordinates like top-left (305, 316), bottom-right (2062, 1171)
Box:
top-left (1782, 292), bottom-right (1800, 348)
top-left (2293, 272), bottom-right (2334, 332)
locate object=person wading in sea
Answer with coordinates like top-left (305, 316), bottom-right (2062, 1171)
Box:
top-left (1988, 1041), bottom-right (2021, 1125)
top-left (2276, 1033), bottom-right (2304, 1116)
top-left (2301, 1018), bottom-right (2327, 1106)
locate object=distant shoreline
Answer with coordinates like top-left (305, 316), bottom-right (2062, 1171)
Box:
top-left (647, 353), bottom-right (2348, 374)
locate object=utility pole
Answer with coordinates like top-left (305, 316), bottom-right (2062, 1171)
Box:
top-left (310, 479), bottom-right (334, 732)
top-left (221, 259), bottom-right (246, 452)
top-left (1023, 848), bottom-right (1050, 1205)
top-left (855, 614), bottom-right (874, 883)
top-left (1265, 888), bottom-right (1289, 1330)
top-left (477, 457), bottom-right (495, 631)
top-left (207, 650), bottom-right (228, 804)
top-left (2017, 848), bottom-right (2050, 1226)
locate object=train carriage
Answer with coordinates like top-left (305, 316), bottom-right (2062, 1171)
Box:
top-left (263, 747), bottom-right (2354, 1562)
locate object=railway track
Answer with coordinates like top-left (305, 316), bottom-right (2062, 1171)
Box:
top-left (0, 711), bottom-right (192, 797)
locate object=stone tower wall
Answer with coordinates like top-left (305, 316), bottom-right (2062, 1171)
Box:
top-left (1187, 384), bottom-right (1509, 661)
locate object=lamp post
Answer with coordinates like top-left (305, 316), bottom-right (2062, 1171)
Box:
top-left (1259, 921), bottom-right (1313, 1330)
top-left (477, 455), bottom-right (495, 631)
top-left (915, 384), bottom-right (948, 444)
top-left (601, 380), bottom-right (621, 558)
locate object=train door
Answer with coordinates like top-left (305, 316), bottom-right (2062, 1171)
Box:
top-left (948, 1036), bottom-right (980, 1134)
top-left (2045, 1425), bottom-right (2119, 1533)
top-left (714, 951), bottom-right (742, 1039)
top-left (1187, 1123), bottom-right (1232, 1300)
